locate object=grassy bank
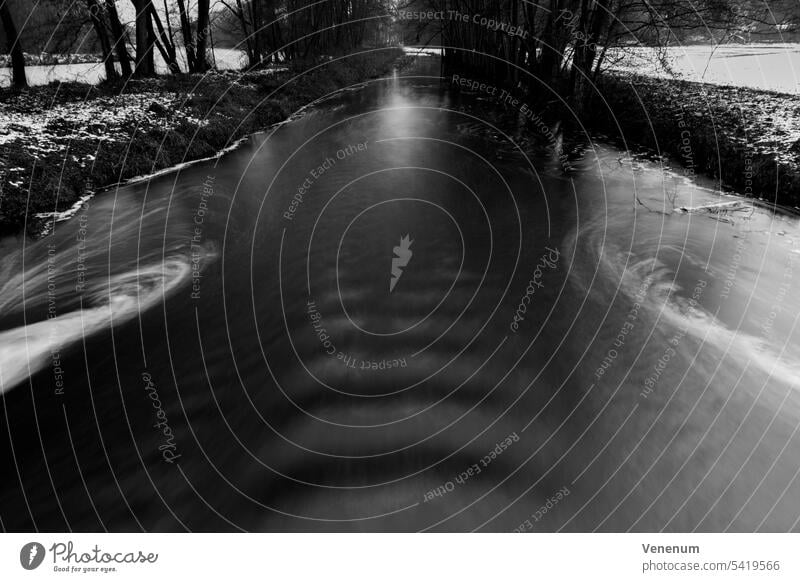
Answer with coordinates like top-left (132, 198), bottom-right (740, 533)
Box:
top-left (0, 48), bottom-right (408, 236)
top-left (594, 74), bottom-right (800, 209)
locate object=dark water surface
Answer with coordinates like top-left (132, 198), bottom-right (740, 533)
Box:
top-left (2, 59), bottom-right (800, 532)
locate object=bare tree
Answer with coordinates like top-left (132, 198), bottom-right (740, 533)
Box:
top-left (175, 0), bottom-right (197, 70)
top-left (172, 0), bottom-right (211, 73)
top-left (105, 0), bottom-right (133, 77)
top-left (149, 2), bottom-right (180, 72)
top-left (131, 0), bottom-right (156, 76)
top-left (218, 0), bottom-right (284, 68)
top-left (407, 0), bottom-right (742, 108)
top-left (86, 0), bottom-right (118, 81)
top-left (217, 0), bottom-right (256, 66)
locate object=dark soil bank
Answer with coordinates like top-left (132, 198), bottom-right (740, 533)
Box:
top-left (594, 74), bottom-right (800, 210)
top-left (0, 49), bottom-right (407, 236)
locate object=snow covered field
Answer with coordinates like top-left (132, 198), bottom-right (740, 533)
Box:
top-left (610, 44), bottom-right (800, 95)
top-left (0, 48), bottom-right (248, 88)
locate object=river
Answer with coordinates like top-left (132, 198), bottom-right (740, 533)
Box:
top-left (0, 57), bottom-right (799, 532)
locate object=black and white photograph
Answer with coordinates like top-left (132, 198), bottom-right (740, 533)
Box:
top-left (0, 0), bottom-right (799, 577)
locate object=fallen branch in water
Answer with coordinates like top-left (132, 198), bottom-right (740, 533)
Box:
top-left (635, 197), bottom-right (755, 224)
top-left (678, 200), bottom-right (755, 223)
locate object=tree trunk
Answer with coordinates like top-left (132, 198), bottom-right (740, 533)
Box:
top-left (162, 0), bottom-right (176, 48)
top-left (571, 0), bottom-right (611, 110)
top-left (105, 0), bottom-right (132, 77)
top-left (250, 0), bottom-right (261, 66)
top-left (0, 1), bottom-right (27, 89)
top-left (194, 0), bottom-right (210, 72)
top-left (175, 0), bottom-right (196, 72)
top-left (149, 3), bottom-right (180, 73)
top-left (86, 0), bottom-right (117, 81)
top-left (537, 0), bottom-right (561, 83)
top-left (264, 0), bottom-right (282, 62)
top-left (230, 0), bottom-right (256, 68)
top-left (131, 0), bottom-right (155, 76)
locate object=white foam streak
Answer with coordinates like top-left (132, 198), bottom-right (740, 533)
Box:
top-left (0, 258), bottom-right (191, 394)
top-left (624, 257), bottom-right (800, 387)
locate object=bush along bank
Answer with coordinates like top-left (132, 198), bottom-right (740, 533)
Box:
top-left (0, 48), bottom-right (409, 236)
top-left (593, 74), bottom-right (800, 211)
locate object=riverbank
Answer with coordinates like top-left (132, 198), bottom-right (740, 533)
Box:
top-left (444, 62), bottom-right (800, 211)
top-left (594, 74), bottom-right (800, 210)
top-left (0, 48), bottom-right (408, 236)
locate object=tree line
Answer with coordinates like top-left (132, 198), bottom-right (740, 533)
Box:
top-left (0, 0), bottom-right (397, 89)
top-left (396, 0), bottom-right (800, 108)
top-left (3, 0), bottom-right (797, 96)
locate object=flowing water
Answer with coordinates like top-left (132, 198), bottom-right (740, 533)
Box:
top-left (1, 58), bottom-right (799, 532)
